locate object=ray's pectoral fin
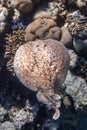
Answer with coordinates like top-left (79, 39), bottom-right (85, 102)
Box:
top-left (36, 91), bottom-right (51, 105)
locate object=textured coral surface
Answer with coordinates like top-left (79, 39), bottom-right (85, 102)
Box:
top-left (0, 0), bottom-right (87, 129)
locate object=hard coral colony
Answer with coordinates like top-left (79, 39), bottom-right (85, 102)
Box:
top-left (14, 39), bottom-right (70, 119)
top-left (0, 0), bottom-right (87, 129)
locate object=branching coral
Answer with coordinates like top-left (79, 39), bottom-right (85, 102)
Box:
top-left (4, 29), bottom-right (25, 74)
top-left (13, 39), bottom-right (70, 119)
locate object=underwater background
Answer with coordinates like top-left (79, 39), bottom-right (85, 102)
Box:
top-left (0, 0), bottom-right (87, 130)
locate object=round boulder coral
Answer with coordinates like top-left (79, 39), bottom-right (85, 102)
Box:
top-left (14, 39), bottom-right (70, 119)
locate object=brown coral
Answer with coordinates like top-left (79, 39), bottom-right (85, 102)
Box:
top-left (25, 18), bottom-right (60, 41)
top-left (4, 29), bottom-right (25, 74)
top-left (14, 0), bottom-right (41, 13)
top-left (33, 0), bottom-right (67, 20)
top-left (60, 26), bottom-right (72, 47)
top-left (14, 39), bottom-right (70, 119)
top-left (25, 18), bottom-right (72, 47)
top-left (73, 0), bottom-right (87, 15)
top-left (14, 0), bottom-right (34, 13)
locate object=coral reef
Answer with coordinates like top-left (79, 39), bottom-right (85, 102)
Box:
top-left (0, 121), bottom-right (16, 130)
top-left (66, 10), bottom-right (87, 38)
top-left (64, 49), bottom-right (87, 110)
top-left (14, 0), bottom-right (34, 13)
top-left (73, 0), bottom-right (87, 15)
top-left (73, 37), bottom-right (87, 60)
top-left (0, 0), bottom-right (14, 8)
top-left (0, 105), bottom-right (8, 122)
top-left (0, 0), bottom-right (87, 129)
top-left (4, 29), bottom-right (25, 74)
top-left (14, 0), bottom-right (41, 13)
top-left (14, 39), bottom-right (70, 120)
top-left (0, 5), bottom-right (8, 34)
top-left (60, 26), bottom-right (72, 47)
top-left (25, 18), bottom-right (72, 47)
top-left (9, 101), bottom-right (34, 129)
top-left (33, 0), bottom-right (67, 20)
top-left (25, 18), bottom-right (57, 41)
top-left (65, 70), bottom-right (87, 110)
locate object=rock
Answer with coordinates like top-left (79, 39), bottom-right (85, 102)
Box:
top-left (14, 0), bottom-right (41, 13)
top-left (14, 0), bottom-right (34, 13)
top-left (68, 49), bottom-right (78, 69)
top-left (0, 121), bottom-right (16, 130)
top-left (0, 5), bottom-right (8, 34)
top-left (0, 105), bottom-right (8, 122)
top-left (73, 0), bottom-right (87, 15)
top-left (14, 39), bottom-right (70, 119)
top-left (64, 49), bottom-right (87, 110)
top-left (9, 105), bottom-right (34, 129)
top-left (73, 37), bottom-right (87, 60)
top-left (33, 0), bottom-right (67, 20)
top-left (65, 70), bottom-right (87, 110)
top-left (60, 26), bottom-right (73, 48)
top-left (62, 95), bottom-right (72, 109)
top-left (66, 10), bottom-right (87, 38)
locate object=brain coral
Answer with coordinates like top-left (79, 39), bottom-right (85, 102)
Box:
top-left (14, 39), bottom-right (70, 119)
top-left (25, 18), bottom-right (57, 41)
top-left (25, 18), bottom-right (72, 47)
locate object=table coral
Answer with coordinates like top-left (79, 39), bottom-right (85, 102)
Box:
top-left (14, 39), bottom-right (70, 119)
